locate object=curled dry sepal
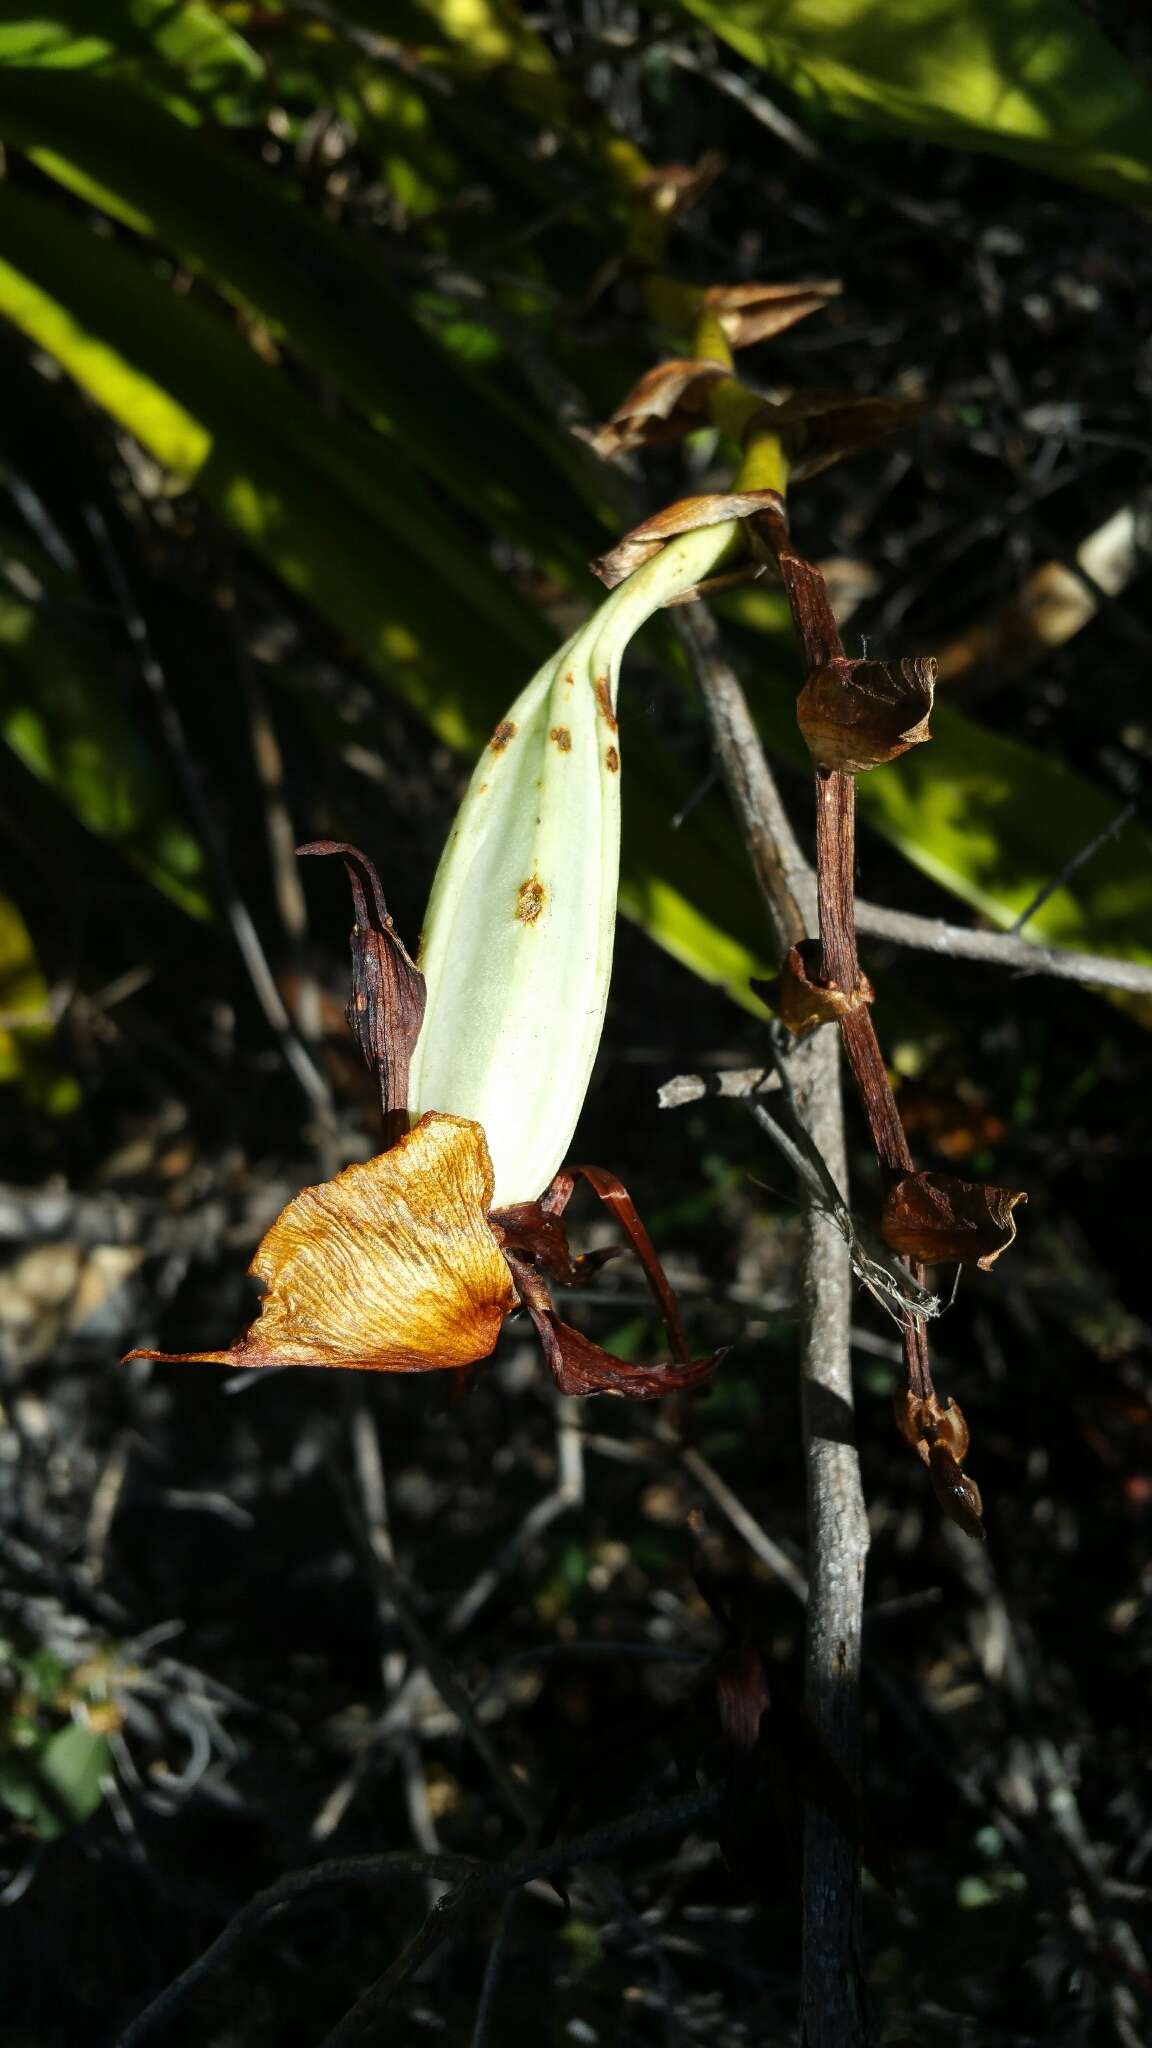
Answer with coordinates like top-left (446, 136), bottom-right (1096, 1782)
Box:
top-left (797, 656), bottom-right (936, 775)
top-left (126, 532), bottom-right (735, 1401)
top-left (881, 1171), bottom-right (1027, 1271)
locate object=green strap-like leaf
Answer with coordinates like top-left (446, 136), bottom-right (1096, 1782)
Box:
top-left (675, 0), bottom-right (1152, 208)
top-left (0, 68), bottom-right (602, 559)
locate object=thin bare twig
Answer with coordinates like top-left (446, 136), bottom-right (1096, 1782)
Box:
top-left (853, 898), bottom-right (1152, 996)
top-left (674, 537), bottom-right (870, 2046)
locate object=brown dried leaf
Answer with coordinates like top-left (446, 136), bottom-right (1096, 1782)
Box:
top-left (125, 1114), bottom-right (516, 1373)
top-left (796, 657), bottom-right (936, 774)
top-left (589, 358), bottom-right (728, 460)
top-left (881, 1171), bottom-right (1027, 1270)
top-left (706, 278), bottom-right (841, 349)
top-left (297, 841), bottom-right (425, 1143)
top-left (592, 489), bottom-right (784, 590)
top-left (765, 938), bottom-right (874, 1035)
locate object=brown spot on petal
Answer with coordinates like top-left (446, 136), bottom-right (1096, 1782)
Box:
top-left (549, 725), bottom-right (572, 752)
top-left (516, 875), bottom-right (547, 924)
top-left (605, 746), bottom-right (620, 774)
top-left (593, 676), bottom-right (618, 731)
top-left (124, 1114), bottom-right (516, 1373)
top-left (490, 719), bottom-right (518, 753)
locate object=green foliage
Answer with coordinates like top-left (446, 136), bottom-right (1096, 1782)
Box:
top-left (0, 1636), bottom-right (111, 1842)
top-left (0, 0), bottom-right (1148, 1055)
top-left (675, 0), bottom-right (1152, 207)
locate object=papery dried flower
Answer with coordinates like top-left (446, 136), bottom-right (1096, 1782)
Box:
top-left (797, 657), bottom-right (936, 775)
top-left (881, 1171), bottom-right (1026, 1270)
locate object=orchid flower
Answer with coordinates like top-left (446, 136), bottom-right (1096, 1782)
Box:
top-left (127, 526), bottom-right (737, 1398)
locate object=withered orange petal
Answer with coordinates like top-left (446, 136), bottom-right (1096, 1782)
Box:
top-left (125, 1113), bottom-right (516, 1373)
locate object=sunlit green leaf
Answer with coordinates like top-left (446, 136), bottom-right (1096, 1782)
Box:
top-left (0, 0), bottom-right (261, 111)
top-left (0, 69), bottom-right (602, 561)
top-left (675, 0), bottom-right (1152, 207)
top-left (0, 586), bottom-right (211, 917)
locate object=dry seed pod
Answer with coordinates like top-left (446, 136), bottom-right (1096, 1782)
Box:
top-left (769, 938), bottom-right (874, 1035)
top-left (894, 1389), bottom-right (984, 1540)
top-left (928, 1441), bottom-right (986, 1541)
top-left (881, 1171), bottom-right (1026, 1270)
top-left (797, 656), bottom-right (936, 774)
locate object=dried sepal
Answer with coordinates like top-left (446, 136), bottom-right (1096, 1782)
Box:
top-left (509, 1254), bottom-right (720, 1400)
top-left (796, 657), bottom-right (936, 774)
top-left (590, 358), bottom-right (727, 460)
top-left (591, 488), bottom-right (785, 591)
top-left (766, 938), bottom-right (874, 1035)
top-left (881, 1171), bottom-right (1027, 1270)
top-left (296, 841), bottom-right (424, 1144)
top-left (125, 1114), bottom-right (515, 1373)
top-left (705, 279), bottom-right (841, 350)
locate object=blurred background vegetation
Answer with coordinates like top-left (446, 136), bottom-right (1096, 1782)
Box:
top-left (1, 3), bottom-right (1151, 2043)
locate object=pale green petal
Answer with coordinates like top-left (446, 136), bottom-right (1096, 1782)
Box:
top-left (408, 523), bottom-right (739, 1206)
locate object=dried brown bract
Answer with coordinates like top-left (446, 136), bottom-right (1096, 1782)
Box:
top-left (759, 389), bottom-right (923, 481)
top-left (797, 657), bottom-right (936, 775)
top-left (704, 278), bottom-right (841, 350)
top-left (895, 1387), bottom-right (970, 1466)
top-left (591, 488), bottom-right (785, 590)
top-left (590, 358), bottom-right (727, 459)
top-left (881, 1171), bottom-right (1027, 1270)
top-left (296, 842), bottom-right (425, 1144)
top-left (767, 938), bottom-right (874, 1035)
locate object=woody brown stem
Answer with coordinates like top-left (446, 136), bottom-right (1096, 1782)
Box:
top-left (755, 511), bottom-right (940, 1423)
